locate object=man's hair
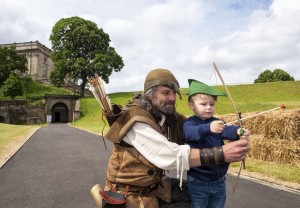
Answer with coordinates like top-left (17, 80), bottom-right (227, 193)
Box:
top-left (138, 86), bottom-right (163, 122)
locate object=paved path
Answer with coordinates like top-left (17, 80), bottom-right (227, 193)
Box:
top-left (225, 174), bottom-right (300, 208)
top-left (0, 124), bottom-right (113, 208)
top-left (0, 124), bottom-right (299, 208)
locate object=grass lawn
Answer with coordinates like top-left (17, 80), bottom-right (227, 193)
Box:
top-left (229, 160), bottom-right (300, 189)
top-left (0, 123), bottom-right (42, 167)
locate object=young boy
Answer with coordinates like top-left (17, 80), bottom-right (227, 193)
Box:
top-left (183, 79), bottom-right (248, 208)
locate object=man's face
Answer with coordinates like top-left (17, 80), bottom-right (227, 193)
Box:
top-left (151, 86), bottom-right (176, 115)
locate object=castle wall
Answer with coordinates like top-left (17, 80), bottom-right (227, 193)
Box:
top-left (0, 96), bottom-right (80, 124)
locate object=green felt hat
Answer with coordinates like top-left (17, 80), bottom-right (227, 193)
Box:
top-left (188, 79), bottom-right (226, 97)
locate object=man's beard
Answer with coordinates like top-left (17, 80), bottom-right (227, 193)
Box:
top-left (159, 102), bottom-right (175, 115)
top-left (138, 93), bottom-right (175, 123)
top-left (149, 101), bottom-right (175, 123)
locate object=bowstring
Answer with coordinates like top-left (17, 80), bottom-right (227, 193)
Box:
top-left (208, 69), bottom-right (219, 86)
top-left (101, 110), bottom-right (107, 150)
top-left (209, 66), bottom-right (236, 194)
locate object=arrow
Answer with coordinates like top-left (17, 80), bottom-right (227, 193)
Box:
top-left (225, 104), bottom-right (286, 125)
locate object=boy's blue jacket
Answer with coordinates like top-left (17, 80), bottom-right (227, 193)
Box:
top-left (183, 115), bottom-right (240, 181)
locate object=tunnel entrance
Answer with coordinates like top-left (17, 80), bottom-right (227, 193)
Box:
top-left (52, 103), bottom-right (68, 123)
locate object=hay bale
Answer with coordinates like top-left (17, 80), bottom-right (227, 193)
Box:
top-left (220, 108), bottom-right (300, 166)
top-left (220, 109), bottom-right (300, 140)
top-left (247, 134), bottom-right (300, 167)
top-left (243, 108), bottom-right (299, 140)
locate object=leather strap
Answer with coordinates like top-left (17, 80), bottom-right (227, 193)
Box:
top-left (199, 147), bottom-right (224, 166)
top-left (104, 104), bottom-right (123, 126)
top-left (216, 146), bottom-right (225, 164)
top-left (106, 180), bottom-right (158, 195)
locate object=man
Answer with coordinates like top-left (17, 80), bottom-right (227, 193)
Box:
top-left (102, 68), bottom-right (250, 207)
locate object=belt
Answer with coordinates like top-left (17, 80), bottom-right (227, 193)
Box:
top-left (106, 180), bottom-right (159, 195)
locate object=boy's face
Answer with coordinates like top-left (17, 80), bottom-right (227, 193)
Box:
top-left (189, 94), bottom-right (216, 120)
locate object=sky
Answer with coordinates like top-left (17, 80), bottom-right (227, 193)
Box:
top-left (1, 0), bottom-right (299, 93)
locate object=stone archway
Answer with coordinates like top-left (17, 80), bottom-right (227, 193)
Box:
top-left (52, 103), bottom-right (68, 123)
top-left (45, 95), bottom-right (80, 123)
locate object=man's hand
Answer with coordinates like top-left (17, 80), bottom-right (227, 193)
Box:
top-left (222, 139), bottom-right (249, 163)
top-left (210, 120), bottom-right (225, 133)
top-left (189, 130), bottom-right (251, 167)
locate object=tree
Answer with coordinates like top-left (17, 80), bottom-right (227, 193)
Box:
top-left (49, 16), bottom-right (124, 97)
top-left (2, 73), bottom-right (24, 100)
top-left (254, 69), bottom-right (294, 83)
top-left (254, 70), bottom-right (273, 83)
top-left (272, 69), bottom-right (294, 82)
top-left (0, 46), bottom-right (27, 85)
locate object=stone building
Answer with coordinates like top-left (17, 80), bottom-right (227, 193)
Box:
top-left (1, 41), bottom-right (92, 95)
top-left (0, 41), bottom-right (82, 124)
top-left (0, 41), bottom-right (54, 83)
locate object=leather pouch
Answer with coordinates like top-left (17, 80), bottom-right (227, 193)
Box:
top-left (104, 104), bottom-right (123, 126)
top-left (100, 190), bottom-right (126, 208)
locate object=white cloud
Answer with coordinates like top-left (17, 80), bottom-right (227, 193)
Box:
top-left (190, 0), bottom-right (300, 86)
top-left (0, 0), bottom-right (299, 93)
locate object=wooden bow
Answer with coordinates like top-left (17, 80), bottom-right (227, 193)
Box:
top-left (213, 62), bottom-right (245, 193)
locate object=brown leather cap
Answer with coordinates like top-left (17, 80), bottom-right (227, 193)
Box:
top-left (144, 68), bottom-right (182, 99)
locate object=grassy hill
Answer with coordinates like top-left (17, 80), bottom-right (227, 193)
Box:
top-left (71, 80), bottom-right (300, 133)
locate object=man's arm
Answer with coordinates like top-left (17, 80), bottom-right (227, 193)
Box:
top-left (188, 139), bottom-right (249, 167)
top-left (124, 122), bottom-right (250, 170)
top-left (123, 123), bottom-right (190, 171)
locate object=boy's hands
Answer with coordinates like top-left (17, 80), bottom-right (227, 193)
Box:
top-left (238, 128), bottom-right (250, 140)
top-left (210, 120), bottom-right (225, 133)
top-left (237, 128), bottom-right (246, 136)
top-left (237, 128), bottom-right (251, 151)
top-left (210, 121), bottom-right (251, 142)
top-left (238, 128), bottom-right (244, 136)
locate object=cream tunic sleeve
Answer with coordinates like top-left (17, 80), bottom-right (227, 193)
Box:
top-left (123, 122), bottom-right (190, 186)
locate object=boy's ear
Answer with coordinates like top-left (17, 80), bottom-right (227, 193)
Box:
top-left (188, 102), bottom-right (194, 110)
